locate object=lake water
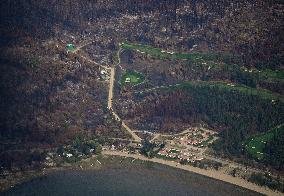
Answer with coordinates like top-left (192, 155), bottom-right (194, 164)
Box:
top-left (2, 165), bottom-right (261, 196)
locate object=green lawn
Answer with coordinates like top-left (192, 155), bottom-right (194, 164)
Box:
top-left (165, 81), bottom-right (284, 102)
top-left (120, 70), bottom-right (145, 85)
top-left (244, 132), bottom-right (274, 160)
top-left (244, 125), bottom-right (284, 160)
top-left (260, 69), bottom-right (284, 80)
top-left (120, 42), bottom-right (230, 62)
top-left (120, 42), bottom-right (284, 83)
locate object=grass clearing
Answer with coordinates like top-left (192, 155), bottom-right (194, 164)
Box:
top-left (165, 81), bottom-right (284, 102)
top-left (120, 70), bottom-right (145, 86)
top-left (120, 42), bottom-right (284, 84)
top-left (120, 42), bottom-right (232, 62)
top-left (260, 69), bottom-right (284, 80)
top-left (244, 125), bottom-right (284, 160)
top-left (244, 132), bottom-right (274, 160)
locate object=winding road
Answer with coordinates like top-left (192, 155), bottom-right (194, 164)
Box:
top-left (72, 42), bottom-right (142, 143)
top-left (69, 40), bottom-right (279, 186)
top-left (107, 48), bottom-right (142, 142)
top-left (58, 40), bottom-right (284, 196)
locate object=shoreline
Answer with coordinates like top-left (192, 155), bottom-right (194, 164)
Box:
top-left (102, 150), bottom-right (282, 196)
top-left (1, 151), bottom-right (282, 196)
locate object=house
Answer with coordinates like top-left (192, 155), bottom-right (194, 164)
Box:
top-left (101, 70), bottom-right (107, 75)
top-left (125, 78), bottom-right (131, 83)
top-left (66, 153), bottom-right (73, 158)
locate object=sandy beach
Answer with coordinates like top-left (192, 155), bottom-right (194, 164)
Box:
top-left (102, 150), bottom-right (282, 196)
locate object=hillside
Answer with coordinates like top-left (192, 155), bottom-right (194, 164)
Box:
top-left (0, 0), bottom-right (283, 172)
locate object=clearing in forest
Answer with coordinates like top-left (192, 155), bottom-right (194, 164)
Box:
top-left (244, 125), bottom-right (284, 160)
top-left (120, 70), bottom-right (145, 86)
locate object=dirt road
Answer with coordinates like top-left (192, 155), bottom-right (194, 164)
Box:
top-left (106, 49), bottom-right (142, 142)
top-left (107, 67), bottom-right (115, 109)
top-left (72, 40), bottom-right (93, 53)
top-left (72, 41), bottom-right (141, 143)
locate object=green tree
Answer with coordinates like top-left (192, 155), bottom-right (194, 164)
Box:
top-left (94, 144), bottom-right (102, 154)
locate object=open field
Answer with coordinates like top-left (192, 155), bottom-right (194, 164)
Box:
top-left (121, 42), bottom-right (284, 84)
top-left (121, 42), bottom-right (233, 62)
top-left (260, 69), bottom-right (284, 81)
top-left (244, 125), bottom-right (284, 160)
top-left (162, 81), bottom-right (284, 102)
top-left (120, 70), bottom-right (145, 86)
